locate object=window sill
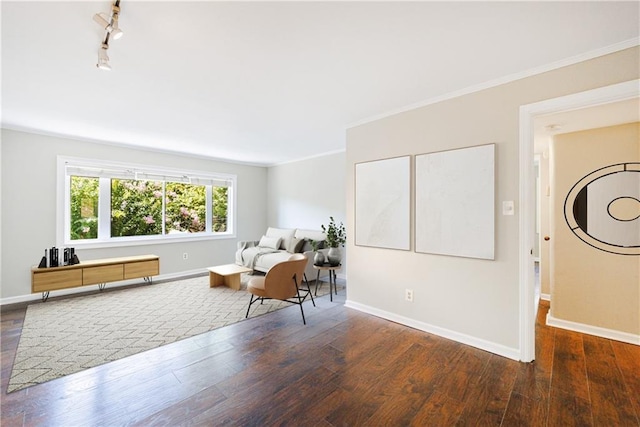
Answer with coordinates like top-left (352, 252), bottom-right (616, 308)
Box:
top-left (63, 232), bottom-right (236, 250)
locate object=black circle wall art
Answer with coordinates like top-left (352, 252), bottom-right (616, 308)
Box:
top-left (564, 162), bottom-right (640, 255)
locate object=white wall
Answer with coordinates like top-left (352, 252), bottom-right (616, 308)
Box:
top-left (267, 152), bottom-right (346, 230)
top-left (0, 129), bottom-right (268, 302)
top-left (345, 47), bottom-right (639, 359)
top-left (267, 151), bottom-right (347, 275)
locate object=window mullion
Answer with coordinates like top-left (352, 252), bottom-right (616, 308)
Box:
top-left (206, 185), bottom-right (212, 233)
top-left (227, 185), bottom-right (234, 233)
top-left (162, 181), bottom-right (167, 235)
top-left (98, 177), bottom-right (111, 239)
top-left (64, 174), bottom-right (72, 243)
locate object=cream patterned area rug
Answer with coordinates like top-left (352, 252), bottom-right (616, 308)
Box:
top-left (8, 274), bottom-right (333, 393)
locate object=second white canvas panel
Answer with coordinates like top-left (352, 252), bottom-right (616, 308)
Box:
top-left (415, 144), bottom-right (495, 260)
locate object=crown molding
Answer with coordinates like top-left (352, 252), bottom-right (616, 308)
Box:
top-left (348, 38), bottom-right (640, 129)
top-left (0, 125), bottom-right (268, 168)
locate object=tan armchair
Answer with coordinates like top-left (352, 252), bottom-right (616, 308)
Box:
top-left (245, 253), bottom-right (315, 324)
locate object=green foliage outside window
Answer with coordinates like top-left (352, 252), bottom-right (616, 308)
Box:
top-left (111, 179), bottom-right (163, 237)
top-left (165, 182), bottom-right (206, 233)
top-left (69, 175), bottom-right (229, 240)
top-left (212, 186), bottom-right (228, 232)
top-left (70, 176), bottom-right (99, 240)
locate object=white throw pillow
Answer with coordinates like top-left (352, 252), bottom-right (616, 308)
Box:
top-left (266, 227), bottom-right (296, 250)
top-left (258, 235), bottom-right (282, 250)
top-left (294, 229), bottom-right (326, 242)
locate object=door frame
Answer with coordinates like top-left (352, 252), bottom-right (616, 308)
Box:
top-left (518, 79), bottom-right (639, 362)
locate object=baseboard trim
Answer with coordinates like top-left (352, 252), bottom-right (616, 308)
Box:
top-left (344, 299), bottom-right (521, 361)
top-left (0, 268), bottom-right (208, 306)
top-left (540, 293), bottom-right (551, 301)
top-left (546, 313), bottom-right (640, 345)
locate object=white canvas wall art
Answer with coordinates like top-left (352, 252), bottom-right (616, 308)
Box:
top-left (355, 156), bottom-right (410, 250)
top-left (415, 144), bottom-right (495, 259)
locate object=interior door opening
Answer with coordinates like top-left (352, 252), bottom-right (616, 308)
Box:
top-left (518, 79), bottom-right (639, 362)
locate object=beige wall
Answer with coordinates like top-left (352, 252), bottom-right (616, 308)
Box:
top-left (346, 46), bottom-right (639, 355)
top-left (550, 123), bottom-right (639, 335)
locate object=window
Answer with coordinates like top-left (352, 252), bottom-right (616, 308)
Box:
top-left (111, 179), bottom-right (164, 237)
top-left (165, 182), bottom-right (206, 234)
top-left (69, 176), bottom-right (99, 240)
top-left (59, 157), bottom-right (236, 247)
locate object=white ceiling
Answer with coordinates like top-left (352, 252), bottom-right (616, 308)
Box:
top-left (534, 98), bottom-right (640, 154)
top-left (2, 1), bottom-right (639, 166)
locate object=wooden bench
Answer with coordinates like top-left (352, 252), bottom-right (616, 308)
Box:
top-left (31, 255), bottom-right (160, 301)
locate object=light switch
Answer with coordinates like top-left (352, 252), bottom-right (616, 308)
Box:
top-left (503, 201), bottom-right (515, 216)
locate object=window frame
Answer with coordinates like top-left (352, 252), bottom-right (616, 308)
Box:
top-left (57, 156), bottom-right (237, 249)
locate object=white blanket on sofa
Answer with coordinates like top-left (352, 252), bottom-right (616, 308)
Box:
top-left (237, 245), bottom-right (280, 269)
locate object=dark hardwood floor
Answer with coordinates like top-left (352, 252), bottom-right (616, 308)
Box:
top-left (1, 283), bottom-right (639, 426)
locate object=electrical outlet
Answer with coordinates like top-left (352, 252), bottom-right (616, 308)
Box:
top-left (405, 289), bottom-right (413, 302)
top-left (182, 253), bottom-right (188, 260)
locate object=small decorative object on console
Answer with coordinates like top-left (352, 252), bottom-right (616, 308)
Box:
top-left (38, 253), bottom-right (47, 268)
top-left (39, 247), bottom-right (80, 268)
top-left (49, 247), bottom-right (59, 267)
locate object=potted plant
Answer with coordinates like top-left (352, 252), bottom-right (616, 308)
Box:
top-left (310, 239), bottom-right (325, 266)
top-left (321, 216), bottom-right (346, 266)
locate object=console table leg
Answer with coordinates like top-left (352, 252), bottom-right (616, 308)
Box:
top-left (98, 283), bottom-right (106, 291)
top-left (41, 291), bottom-right (49, 302)
top-left (143, 276), bottom-right (152, 284)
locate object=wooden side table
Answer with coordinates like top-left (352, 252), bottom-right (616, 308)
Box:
top-left (207, 264), bottom-right (252, 291)
top-left (312, 264), bottom-right (340, 302)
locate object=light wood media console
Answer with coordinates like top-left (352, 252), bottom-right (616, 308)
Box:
top-left (31, 255), bottom-right (160, 301)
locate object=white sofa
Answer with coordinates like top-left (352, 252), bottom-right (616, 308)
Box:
top-left (235, 227), bottom-right (329, 280)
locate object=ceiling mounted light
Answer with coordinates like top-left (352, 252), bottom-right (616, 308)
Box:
top-left (97, 44), bottom-right (111, 71)
top-left (93, 1), bottom-right (122, 70)
top-left (110, 20), bottom-right (123, 40)
top-left (93, 12), bottom-right (123, 40)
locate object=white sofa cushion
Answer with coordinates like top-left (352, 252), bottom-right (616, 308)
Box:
top-left (266, 227), bottom-right (296, 250)
top-left (294, 229), bottom-right (326, 242)
top-left (253, 251), bottom-right (293, 272)
top-left (258, 235), bottom-right (282, 250)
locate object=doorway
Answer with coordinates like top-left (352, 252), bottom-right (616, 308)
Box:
top-left (518, 79), bottom-right (639, 362)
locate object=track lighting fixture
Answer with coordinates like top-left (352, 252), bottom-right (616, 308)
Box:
top-left (97, 44), bottom-right (111, 71)
top-left (93, 12), bottom-right (123, 40)
top-left (94, 1), bottom-right (122, 70)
